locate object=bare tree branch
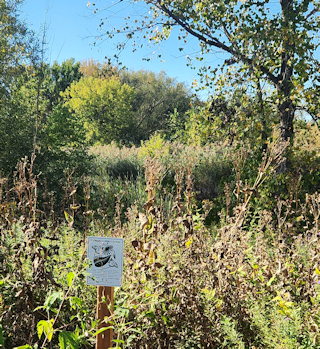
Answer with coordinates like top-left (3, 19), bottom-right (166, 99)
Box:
top-left (305, 6), bottom-right (320, 20)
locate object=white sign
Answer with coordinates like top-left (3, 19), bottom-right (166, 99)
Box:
top-left (86, 236), bottom-right (124, 287)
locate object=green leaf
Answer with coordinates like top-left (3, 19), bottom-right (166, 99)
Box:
top-left (37, 319), bottom-right (54, 341)
top-left (0, 324), bottom-right (4, 346)
top-left (71, 296), bottom-right (83, 310)
top-left (267, 275), bottom-right (276, 287)
top-left (44, 291), bottom-right (63, 309)
top-left (144, 310), bottom-right (155, 319)
top-left (59, 332), bottom-right (67, 349)
top-left (47, 319), bottom-right (54, 342)
top-left (91, 326), bottom-right (114, 337)
top-left (64, 211), bottom-right (70, 221)
top-left (64, 211), bottom-right (74, 224)
top-left (67, 271), bottom-right (75, 288)
top-left (237, 266), bottom-right (246, 277)
top-left (127, 334), bottom-right (137, 344)
top-left (59, 331), bottom-right (79, 349)
top-left (37, 320), bottom-right (47, 339)
top-left (14, 345), bottom-right (33, 349)
top-left (161, 315), bottom-right (168, 324)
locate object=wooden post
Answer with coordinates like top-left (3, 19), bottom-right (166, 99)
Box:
top-left (96, 286), bottom-right (114, 349)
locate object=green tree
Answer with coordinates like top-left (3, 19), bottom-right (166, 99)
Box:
top-left (0, 0), bottom-right (36, 100)
top-left (0, 1), bottom-right (89, 206)
top-left (94, 0), bottom-right (320, 142)
top-left (80, 58), bottom-right (119, 79)
top-left (0, 0), bottom-right (38, 174)
top-left (180, 90), bottom-right (277, 148)
top-left (0, 88), bottom-right (35, 174)
top-left (48, 58), bottom-right (83, 106)
top-left (63, 76), bottom-right (136, 144)
top-left (0, 62), bottom-right (88, 179)
top-left (120, 69), bottom-right (193, 142)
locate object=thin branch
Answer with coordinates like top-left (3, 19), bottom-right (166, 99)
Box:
top-left (155, 0), bottom-right (280, 86)
top-left (221, 24), bottom-right (240, 52)
top-left (305, 6), bottom-right (320, 20)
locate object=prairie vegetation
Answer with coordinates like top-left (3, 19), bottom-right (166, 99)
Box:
top-left (2, 128), bottom-right (320, 348)
top-left (1, 0), bottom-right (320, 348)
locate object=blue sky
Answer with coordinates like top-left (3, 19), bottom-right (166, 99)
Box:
top-left (21, 0), bottom-right (227, 98)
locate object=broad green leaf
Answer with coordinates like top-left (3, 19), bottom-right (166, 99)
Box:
top-left (47, 319), bottom-right (54, 342)
top-left (67, 271), bottom-right (75, 288)
top-left (71, 296), bottom-right (83, 310)
top-left (37, 320), bottom-right (47, 339)
top-left (272, 296), bottom-right (282, 302)
top-left (113, 339), bottom-right (125, 344)
top-left (37, 319), bottom-right (54, 341)
top-left (59, 332), bottom-right (67, 349)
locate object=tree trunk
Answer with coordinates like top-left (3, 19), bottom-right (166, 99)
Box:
top-left (278, 0), bottom-right (295, 144)
top-left (278, 80), bottom-right (295, 143)
top-left (279, 98), bottom-right (295, 143)
top-left (276, 80), bottom-right (295, 172)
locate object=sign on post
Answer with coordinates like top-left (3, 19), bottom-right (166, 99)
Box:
top-left (87, 236), bottom-right (124, 349)
top-left (87, 236), bottom-right (124, 287)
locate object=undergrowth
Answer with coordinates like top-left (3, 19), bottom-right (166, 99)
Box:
top-left (1, 134), bottom-right (320, 348)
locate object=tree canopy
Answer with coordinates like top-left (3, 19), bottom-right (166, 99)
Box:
top-left (62, 61), bottom-right (194, 145)
top-left (120, 69), bottom-right (193, 142)
top-left (0, 0), bottom-right (37, 100)
top-left (63, 76), bottom-right (136, 144)
top-left (80, 58), bottom-right (119, 79)
top-left (93, 0), bottom-right (320, 142)
top-left (48, 58), bottom-right (82, 106)
top-left (0, 0), bottom-right (38, 173)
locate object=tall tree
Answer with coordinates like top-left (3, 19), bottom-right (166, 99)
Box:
top-left (63, 76), bottom-right (136, 144)
top-left (0, 0), bottom-right (37, 100)
top-left (0, 0), bottom-right (38, 174)
top-left (120, 69), bottom-right (193, 142)
top-left (49, 58), bottom-right (83, 106)
top-left (0, 61), bottom-right (87, 176)
top-left (93, 0), bottom-right (320, 142)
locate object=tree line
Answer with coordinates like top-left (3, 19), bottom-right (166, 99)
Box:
top-left (2, 0), bottom-right (320, 193)
top-left (0, 0), bottom-right (198, 185)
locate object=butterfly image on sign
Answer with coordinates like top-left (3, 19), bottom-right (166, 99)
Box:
top-left (87, 236), bottom-right (124, 287)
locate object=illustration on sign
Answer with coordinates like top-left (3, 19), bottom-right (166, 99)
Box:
top-left (87, 236), bottom-right (124, 287)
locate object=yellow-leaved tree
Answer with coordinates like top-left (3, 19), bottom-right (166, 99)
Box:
top-left (63, 76), bottom-right (135, 144)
